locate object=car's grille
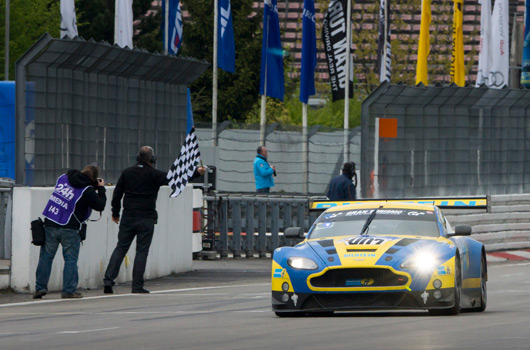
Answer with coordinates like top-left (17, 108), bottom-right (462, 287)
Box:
top-left (310, 268), bottom-right (408, 288)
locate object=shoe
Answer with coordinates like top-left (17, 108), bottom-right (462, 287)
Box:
top-left (131, 287), bottom-right (150, 294)
top-left (33, 290), bottom-right (47, 299)
top-left (103, 285), bottom-right (113, 294)
top-left (61, 292), bottom-right (83, 299)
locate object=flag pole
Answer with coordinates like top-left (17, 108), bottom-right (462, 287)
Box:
top-left (260, 12), bottom-right (270, 146)
top-left (164, 0), bottom-right (169, 54)
top-left (213, 0), bottom-right (219, 147)
top-left (302, 102), bottom-right (308, 193)
top-left (4, 0), bottom-right (9, 80)
top-left (343, 0), bottom-right (352, 163)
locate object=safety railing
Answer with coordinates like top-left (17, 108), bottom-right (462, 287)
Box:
top-left (0, 179), bottom-right (14, 259)
top-left (202, 194), bottom-right (322, 258)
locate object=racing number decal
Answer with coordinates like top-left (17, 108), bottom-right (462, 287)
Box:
top-left (347, 237), bottom-right (387, 245)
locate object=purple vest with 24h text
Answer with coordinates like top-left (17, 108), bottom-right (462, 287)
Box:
top-left (42, 174), bottom-right (91, 225)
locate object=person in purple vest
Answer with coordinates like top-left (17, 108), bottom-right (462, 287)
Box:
top-left (33, 165), bottom-right (107, 299)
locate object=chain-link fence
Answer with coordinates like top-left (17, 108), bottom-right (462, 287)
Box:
top-left (361, 83), bottom-right (530, 198)
top-left (15, 34), bottom-right (208, 186)
top-left (196, 123), bottom-right (361, 195)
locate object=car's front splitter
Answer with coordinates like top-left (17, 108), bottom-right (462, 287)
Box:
top-left (272, 288), bottom-right (455, 312)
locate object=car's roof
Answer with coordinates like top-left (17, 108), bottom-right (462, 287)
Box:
top-left (324, 201), bottom-right (438, 213)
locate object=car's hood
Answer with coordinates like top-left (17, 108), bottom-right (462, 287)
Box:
top-left (306, 234), bottom-right (455, 268)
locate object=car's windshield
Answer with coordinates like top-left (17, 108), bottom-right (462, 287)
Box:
top-left (309, 208), bottom-right (440, 239)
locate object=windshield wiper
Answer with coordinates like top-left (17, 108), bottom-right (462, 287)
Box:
top-left (360, 206), bottom-right (383, 236)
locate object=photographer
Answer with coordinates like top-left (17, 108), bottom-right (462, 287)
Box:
top-left (254, 146), bottom-right (276, 193)
top-left (33, 165), bottom-right (106, 299)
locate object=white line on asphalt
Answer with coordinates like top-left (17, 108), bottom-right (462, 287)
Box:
top-left (57, 327), bottom-right (120, 334)
top-left (0, 283), bottom-right (269, 308)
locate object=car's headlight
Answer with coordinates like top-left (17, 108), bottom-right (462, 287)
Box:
top-left (287, 257), bottom-right (318, 270)
top-left (400, 251), bottom-right (438, 274)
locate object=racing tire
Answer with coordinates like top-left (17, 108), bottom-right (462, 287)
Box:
top-left (429, 256), bottom-right (461, 316)
top-left (471, 254), bottom-right (487, 312)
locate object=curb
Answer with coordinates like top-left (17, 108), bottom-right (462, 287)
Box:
top-left (487, 249), bottom-right (530, 262)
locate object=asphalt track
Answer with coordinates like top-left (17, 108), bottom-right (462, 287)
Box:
top-left (0, 258), bottom-right (528, 350)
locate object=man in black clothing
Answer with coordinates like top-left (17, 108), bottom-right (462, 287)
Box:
top-left (327, 162), bottom-right (357, 201)
top-left (103, 146), bottom-right (204, 294)
top-left (35, 165), bottom-right (106, 299)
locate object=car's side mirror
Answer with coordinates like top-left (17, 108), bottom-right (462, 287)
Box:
top-left (451, 225), bottom-right (472, 236)
top-left (284, 227), bottom-right (304, 239)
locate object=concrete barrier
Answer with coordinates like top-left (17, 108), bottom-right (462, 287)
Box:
top-left (10, 185), bottom-right (194, 293)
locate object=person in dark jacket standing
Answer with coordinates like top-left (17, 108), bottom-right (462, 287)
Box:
top-left (327, 162), bottom-right (357, 201)
top-left (103, 146), bottom-right (205, 294)
top-left (34, 165), bottom-right (106, 299)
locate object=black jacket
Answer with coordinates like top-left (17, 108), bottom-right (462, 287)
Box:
top-left (112, 161), bottom-right (169, 220)
top-left (327, 173), bottom-right (356, 201)
top-left (45, 169), bottom-right (107, 229)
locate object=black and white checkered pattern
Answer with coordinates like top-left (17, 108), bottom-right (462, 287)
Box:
top-left (167, 127), bottom-right (201, 198)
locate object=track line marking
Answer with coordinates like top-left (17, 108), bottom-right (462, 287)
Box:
top-left (57, 327), bottom-right (119, 334)
top-left (0, 283), bottom-right (268, 308)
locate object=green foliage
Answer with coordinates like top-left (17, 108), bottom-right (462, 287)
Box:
top-left (245, 90), bottom-right (362, 129)
top-left (0, 0), bottom-right (61, 80)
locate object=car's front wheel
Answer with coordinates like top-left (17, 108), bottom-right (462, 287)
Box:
top-left (471, 254), bottom-right (487, 312)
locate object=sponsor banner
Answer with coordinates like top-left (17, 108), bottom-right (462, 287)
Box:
top-left (521, 0), bottom-right (530, 87)
top-left (489, 0), bottom-right (509, 89)
top-left (476, 0), bottom-right (492, 86)
top-left (310, 197), bottom-right (488, 210)
top-left (451, 0), bottom-right (465, 86)
top-left (322, 0), bottom-right (353, 102)
top-left (416, 0), bottom-right (431, 86)
top-left (376, 0), bottom-right (391, 83)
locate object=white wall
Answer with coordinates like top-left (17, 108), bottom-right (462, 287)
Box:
top-left (10, 185), bottom-right (194, 293)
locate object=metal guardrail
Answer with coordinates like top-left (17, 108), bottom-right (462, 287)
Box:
top-left (202, 194), bottom-right (321, 258)
top-left (0, 179), bottom-right (14, 259)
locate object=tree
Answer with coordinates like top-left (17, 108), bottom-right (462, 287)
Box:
top-left (180, 0), bottom-right (263, 124)
top-left (0, 0), bottom-right (60, 81)
top-left (76, 0), bottom-right (154, 44)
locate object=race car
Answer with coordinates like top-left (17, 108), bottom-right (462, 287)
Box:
top-left (272, 200), bottom-right (487, 316)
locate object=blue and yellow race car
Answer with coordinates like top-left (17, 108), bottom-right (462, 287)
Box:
top-left (272, 200), bottom-right (487, 316)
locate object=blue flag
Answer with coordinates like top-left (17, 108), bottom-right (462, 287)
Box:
top-left (300, 0), bottom-right (316, 104)
top-left (218, 0), bottom-right (236, 73)
top-left (162, 0), bottom-right (183, 55)
top-left (260, 0), bottom-right (284, 101)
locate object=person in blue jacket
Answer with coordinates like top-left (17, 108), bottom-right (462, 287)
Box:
top-left (254, 146), bottom-right (276, 193)
top-left (327, 162), bottom-right (357, 201)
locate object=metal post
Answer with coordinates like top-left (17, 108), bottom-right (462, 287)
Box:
top-left (164, 0), bottom-right (169, 55)
top-left (212, 0), bottom-right (219, 146)
top-left (245, 199), bottom-right (255, 258)
top-left (232, 199), bottom-right (242, 258)
top-left (271, 201), bottom-right (279, 251)
top-left (219, 197), bottom-right (229, 259)
top-left (302, 103), bottom-right (308, 193)
top-left (343, 0), bottom-right (352, 163)
top-left (4, 0), bottom-right (9, 80)
top-left (258, 200), bottom-right (267, 258)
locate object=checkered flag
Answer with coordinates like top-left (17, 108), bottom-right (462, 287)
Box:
top-left (167, 126), bottom-right (201, 198)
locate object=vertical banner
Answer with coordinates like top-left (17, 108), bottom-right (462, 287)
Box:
top-left (476, 0), bottom-right (492, 86)
top-left (376, 0), bottom-right (391, 83)
top-left (218, 0), bottom-right (235, 73)
top-left (416, 0), bottom-right (431, 86)
top-left (60, 0), bottom-right (79, 39)
top-left (521, 0), bottom-right (530, 87)
top-left (260, 0), bottom-right (284, 101)
top-left (300, 0), bottom-right (316, 104)
top-left (451, 0), bottom-right (465, 86)
top-left (114, 0), bottom-right (133, 48)
top-left (162, 0), bottom-right (183, 55)
top-left (490, 0), bottom-right (509, 89)
top-left (322, 0), bottom-right (354, 102)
